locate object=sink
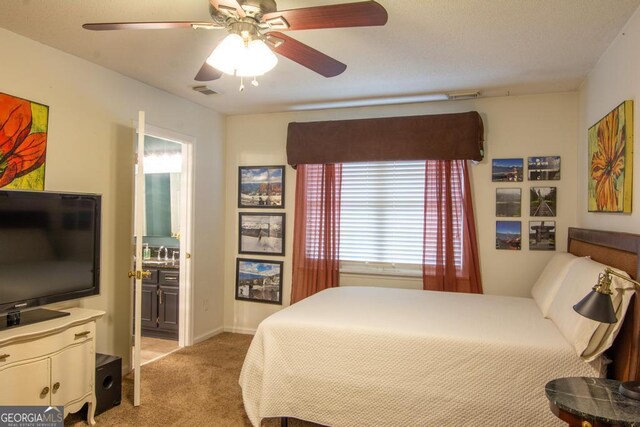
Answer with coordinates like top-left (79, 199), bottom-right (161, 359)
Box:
top-left (141, 260), bottom-right (179, 267)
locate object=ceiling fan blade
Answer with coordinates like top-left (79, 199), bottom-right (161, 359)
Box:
top-left (268, 32), bottom-right (346, 78)
top-left (263, 1), bottom-right (387, 31)
top-left (82, 22), bottom-right (219, 31)
top-left (194, 62), bottom-right (223, 82)
top-left (209, 0), bottom-right (246, 18)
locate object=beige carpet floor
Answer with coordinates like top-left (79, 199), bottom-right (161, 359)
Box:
top-left (65, 333), bottom-right (320, 427)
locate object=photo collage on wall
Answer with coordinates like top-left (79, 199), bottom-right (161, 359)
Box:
top-left (492, 156), bottom-right (560, 251)
top-left (235, 166), bottom-right (286, 305)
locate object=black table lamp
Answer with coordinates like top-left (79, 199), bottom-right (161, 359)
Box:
top-left (573, 267), bottom-right (640, 400)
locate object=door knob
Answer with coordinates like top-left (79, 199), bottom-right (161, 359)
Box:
top-left (128, 270), bottom-right (152, 280)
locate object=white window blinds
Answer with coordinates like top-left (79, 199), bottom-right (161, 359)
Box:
top-left (340, 160), bottom-right (463, 268)
top-left (340, 161), bottom-right (426, 264)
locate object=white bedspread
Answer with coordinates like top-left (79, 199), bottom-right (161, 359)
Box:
top-left (239, 287), bottom-right (602, 427)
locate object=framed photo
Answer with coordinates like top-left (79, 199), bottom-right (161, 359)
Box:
top-left (530, 187), bottom-right (557, 217)
top-left (527, 156), bottom-right (561, 181)
top-left (495, 221), bottom-right (521, 250)
top-left (238, 165), bottom-right (285, 208)
top-left (235, 258), bottom-right (283, 305)
top-left (496, 188), bottom-right (521, 217)
top-left (529, 221), bottom-right (556, 251)
top-left (588, 100), bottom-right (633, 213)
top-left (492, 158), bottom-right (523, 182)
top-left (239, 213), bottom-right (285, 256)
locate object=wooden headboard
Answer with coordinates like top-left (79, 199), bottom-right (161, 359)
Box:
top-left (567, 227), bottom-right (640, 382)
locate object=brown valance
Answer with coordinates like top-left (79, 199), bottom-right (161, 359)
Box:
top-left (287, 111), bottom-right (484, 166)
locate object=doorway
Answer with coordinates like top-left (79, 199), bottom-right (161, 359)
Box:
top-left (133, 125), bottom-right (195, 366)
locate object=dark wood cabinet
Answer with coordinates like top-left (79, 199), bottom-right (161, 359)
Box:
top-left (159, 270), bottom-right (179, 286)
top-left (140, 283), bottom-right (158, 329)
top-left (135, 267), bottom-right (179, 340)
top-left (158, 285), bottom-right (179, 332)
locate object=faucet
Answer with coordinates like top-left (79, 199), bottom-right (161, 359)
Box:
top-left (171, 251), bottom-right (179, 263)
top-left (158, 246), bottom-right (166, 261)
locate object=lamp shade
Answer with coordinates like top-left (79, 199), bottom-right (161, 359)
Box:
top-left (207, 33), bottom-right (245, 75)
top-left (573, 289), bottom-right (617, 324)
top-left (236, 39), bottom-right (278, 76)
top-left (207, 35), bottom-right (278, 77)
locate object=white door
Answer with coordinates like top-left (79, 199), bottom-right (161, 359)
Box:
top-left (131, 111), bottom-right (147, 406)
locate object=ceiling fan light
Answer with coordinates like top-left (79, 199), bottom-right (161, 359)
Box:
top-left (206, 33), bottom-right (245, 75)
top-left (236, 39), bottom-right (278, 77)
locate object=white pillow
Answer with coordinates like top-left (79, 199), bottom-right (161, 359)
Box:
top-left (531, 252), bottom-right (580, 316)
top-left (546, 257), bottom-right (634, 361)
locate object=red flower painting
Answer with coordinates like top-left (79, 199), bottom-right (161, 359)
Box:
top-left (0, 93), bottom-right (48, 188)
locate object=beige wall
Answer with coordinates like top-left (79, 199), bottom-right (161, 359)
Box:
top-left (224, 93), bottom-right (579, 333)
top-left (0, 28), bottom-right (226, 368)
top-left (578, 7), bottom-right (640, 231)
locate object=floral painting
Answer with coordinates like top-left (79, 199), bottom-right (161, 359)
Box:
top-left (588, 100), bottom-right (633, 213)
top-left (0, 93), bottom-right (48, 190)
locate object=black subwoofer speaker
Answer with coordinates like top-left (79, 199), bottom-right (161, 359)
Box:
top-left (95, 353), bottom-right (122, 416)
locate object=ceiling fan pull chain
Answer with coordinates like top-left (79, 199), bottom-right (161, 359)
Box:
top-left (252, 76), bottom-right (259, 87)
top-left (239, 76), bottom-right (245, 92)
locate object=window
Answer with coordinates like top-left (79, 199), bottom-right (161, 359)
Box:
top-left (339, 161), bottom-right (463, 274)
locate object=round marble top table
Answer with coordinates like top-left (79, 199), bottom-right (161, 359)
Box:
top-left (545, 377), bottom-right (640, 426)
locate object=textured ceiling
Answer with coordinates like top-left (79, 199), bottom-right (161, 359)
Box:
top-left (0, 0), bottom-right (638, 115)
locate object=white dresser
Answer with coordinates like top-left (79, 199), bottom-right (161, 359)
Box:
top-left (0, 308), bottom-right (105, 425)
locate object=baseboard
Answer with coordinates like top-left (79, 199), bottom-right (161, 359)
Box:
top-left (193, 326), bottom-right (224, 344)
top-left (223, 326), bottom-right (257, 335)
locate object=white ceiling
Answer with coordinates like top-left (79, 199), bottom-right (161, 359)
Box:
top-left (0, 0), bottom-right (638, 115)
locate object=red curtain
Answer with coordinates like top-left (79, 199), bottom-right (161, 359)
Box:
top-left (290, 164), bottom-right (343, 304)
top-left (423, 160), bottom-right (482, 294)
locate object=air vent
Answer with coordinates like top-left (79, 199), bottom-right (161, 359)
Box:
top-left (192, 86), bottom-right (218, 95)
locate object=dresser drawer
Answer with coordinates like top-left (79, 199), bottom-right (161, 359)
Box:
top-left (0, 323), bottom-right (94, 369)
top-left (159, 270), bottom-right (179, 286)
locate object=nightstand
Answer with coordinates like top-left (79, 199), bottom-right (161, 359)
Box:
top-left (545, 377), bottom-right (640, 426)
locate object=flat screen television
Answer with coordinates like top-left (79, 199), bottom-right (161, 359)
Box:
top-left (0, 190), bottom-right (101, 329)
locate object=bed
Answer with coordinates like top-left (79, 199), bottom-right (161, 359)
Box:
top-left (239, 228), bottom-right (640, 426)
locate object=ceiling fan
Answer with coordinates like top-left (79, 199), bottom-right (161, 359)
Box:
top-left (83, 0), bottom-right (388, 86)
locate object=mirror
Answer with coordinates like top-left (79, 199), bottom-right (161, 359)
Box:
top-left (143, 136), bottom-right (182, 238)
